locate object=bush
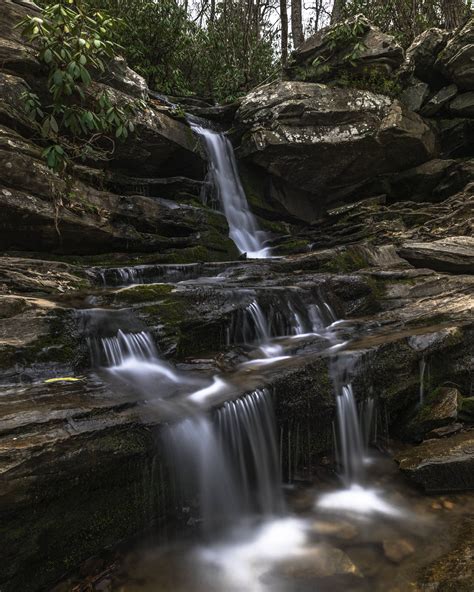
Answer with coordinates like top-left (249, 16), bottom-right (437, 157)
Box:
top-left (19, 0), bottom-right (142, 172)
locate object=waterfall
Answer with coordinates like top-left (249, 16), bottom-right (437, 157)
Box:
top-left (419, 356), bottom-right (426, 406)
top-left (335, 384), bottom-right (366, 486)
top-left (100, 330), bottom-right (156, 366)
top-left (163, 388), bottom-right (283, 533)
top-left (191, 125), bottom-right (270, 258)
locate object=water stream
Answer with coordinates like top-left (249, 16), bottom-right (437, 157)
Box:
top-left (191, 125), bottom-right (270, 258)
top-left (58, 123), bottom-right (463, 592)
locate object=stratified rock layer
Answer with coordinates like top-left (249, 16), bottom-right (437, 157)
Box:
top-left (396, 431), bottom-right (474, 492)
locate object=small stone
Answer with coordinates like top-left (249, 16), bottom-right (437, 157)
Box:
top-left (311, 519), bottom-right (358, 541)
top-left (383, 539), bottom-right (415, 563)
top-left (271, 543), bottom-right (362, 579)
top-left (443, 500), bottom-right (454, 510)
top-left (427, 423), bottom-right (463, 438)
top-left (431, 501), bottom-right (442, 510)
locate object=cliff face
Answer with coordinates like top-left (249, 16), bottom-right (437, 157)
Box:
top-left (0, 3), bottom-right (473, 592)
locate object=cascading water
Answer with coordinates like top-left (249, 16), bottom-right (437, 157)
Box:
top-left (164, 388), bottom-right (283, 533)
top-left (191, 125), bottom-right (270, 258)
top-left (335, 384), bottom-right (367, 486)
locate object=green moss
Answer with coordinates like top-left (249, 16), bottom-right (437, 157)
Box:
top-left (332, 66), bottom-right (402, 98)
top-left (322, 249), bottom-right (367, 273)
top-left (114, 283), bottom-right (174, 305)
top-left (274, 239), bottom-right (310, 256)
top-left (459, 397), bottom-right (474, 423)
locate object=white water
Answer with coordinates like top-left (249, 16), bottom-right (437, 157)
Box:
top-left (163, 388), bottom-right (283, 532)
top-left (419, 355), bottom-right (427, 406)
top-left (191, 125), bottom-right (270, 258)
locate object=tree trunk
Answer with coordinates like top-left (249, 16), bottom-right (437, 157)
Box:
top-left (441, 0), bottom-right (469, 29)
top-left (280, 0), bottom-right (288, 65)
top-left (291, 0), bottom-right (304, 49)
top-left (331, 0), bottom-right (346, 25)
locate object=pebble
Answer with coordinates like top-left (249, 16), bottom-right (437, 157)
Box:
top-left (383, 538), bottom-right (415, 563)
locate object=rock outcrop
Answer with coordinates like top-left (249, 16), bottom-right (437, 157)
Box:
top-left (237, 81), bottom-right (436, 219)
top-left (286, 15), bottom-right (404, 83)
top-left (398, 236), bottom-right (474, 273)
top-left (0, 0), bottom-right (238, 261)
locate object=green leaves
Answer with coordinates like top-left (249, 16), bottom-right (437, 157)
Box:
top-left (18, 0), bottom-right (140, 174)
top-left (42, 144), bottom-right (65, 172)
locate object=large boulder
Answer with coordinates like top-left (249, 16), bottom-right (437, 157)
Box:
top-left (286, 15), bottom-right (404, 83)
top-left (436, 17), bottom-right (474, 89)
top-left (396, 431), bottom-right (474, 492)
top-left (236, 81), bottom-right (437, 219)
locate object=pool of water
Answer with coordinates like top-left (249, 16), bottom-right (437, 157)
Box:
top-left (61, 453), bottom-right (474, 592)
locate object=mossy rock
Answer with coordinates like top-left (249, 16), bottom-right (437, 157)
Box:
top-left (405, 387), bottom-right (460, 440)
top-left (459, 396), bottom-right (474, 423)
top-left (114, 284), bottom-right (175, 305)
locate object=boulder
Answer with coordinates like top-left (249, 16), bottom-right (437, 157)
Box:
top-left (397, 236), bottom-right (474, 273)
top-left (106, 56), bottom-right (148, 100)
top-left (448, 91), bottom-right (474, 116)
top-left (436, 17), bottom-right (474, 89)
top-left (396, 431), bottom-right (474, 492)
top-left (435, 117), bottom-right (474, 156)
top-left (459, 397), bottom-right (474, 423)
top-left (406, 387), bottom-right (460, 439)
top-left (402, 28), bottom-right (450, 86)
top-left (286, 15), bottom-right (404, 83)
top-left (237, 81), bottom-right (437, 217)
top-left (421, 84), bottom-right (458, 117)
top-left (399, 79), bottom-right (430, 112)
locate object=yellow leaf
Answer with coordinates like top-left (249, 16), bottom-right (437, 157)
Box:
top-left (45, 377), bottom-right (83, 383)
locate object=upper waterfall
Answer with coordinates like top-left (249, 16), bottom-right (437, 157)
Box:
top-left (192, 125), bottom-right (270, 259)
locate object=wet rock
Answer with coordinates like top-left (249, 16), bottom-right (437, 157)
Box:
top-left (0, 379), bottom-right (173, 592)
top-left (407, 387), bottom-right (460, 440)
top-left (0, 136), bottom-right (235, 259)
top-left (396, 431), bottom-right (474, 492)
top-left (398, 236), bottom-right (474, 274)
top-left (269, 542), bottom-right (362, 580)
top-left (418, 515), bottom-right (474, 591)
top-left (237, 81), bottom-right (436, 217)
top-left (458, 396), bottom-right (474, 423)
top-left (383, 538), bottom-right (415, 563)
top-left (436, 17), bottom-right (474, 90)
top-left (427, 423), bottom-right (463, 438)
top-left (287, 15), bottom-right (404, 83)
top-left (311, 519), bottom-right (358, 541)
